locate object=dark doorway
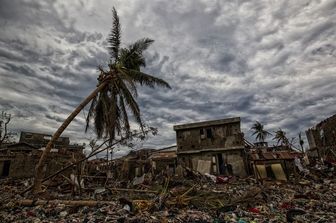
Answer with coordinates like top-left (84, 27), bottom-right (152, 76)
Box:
top-left (1, 160), bottom-right (11, 177)
top-left (265, 165), bottom-right (276, 179)
top-left (217, 154), bottom-right (224, 174)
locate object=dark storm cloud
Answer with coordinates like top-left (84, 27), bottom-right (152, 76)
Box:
top-left (0, 0), bottom-right (335, 153)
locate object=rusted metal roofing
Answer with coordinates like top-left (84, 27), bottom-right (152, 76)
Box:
top-left (250, 151), bottom-right (300, 161)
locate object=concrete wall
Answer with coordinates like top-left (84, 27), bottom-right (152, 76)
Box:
top-left (152, 159), bottom-right (176, 174)
top-left (306, 114), bottom-right (336, 149)
top-left (0, 152), bottom-right (77, 178)
top-left (176, 122), bottom-right (243, 152)
top-left (179, 149), bottom-right (246, 177)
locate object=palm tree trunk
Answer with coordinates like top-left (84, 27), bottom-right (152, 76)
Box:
top-left (32, 82), bottom-right (108, 194)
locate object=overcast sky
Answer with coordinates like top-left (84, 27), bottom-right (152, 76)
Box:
top-left (0, 0), bottom-right (335, 155)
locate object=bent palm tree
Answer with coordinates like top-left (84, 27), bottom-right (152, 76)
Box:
top-left (273, 128), bottom-right (289, 146)
top-left (33, 7), bottom-right (170, 193)
top-left (251, 121), bottom-right (271, 143)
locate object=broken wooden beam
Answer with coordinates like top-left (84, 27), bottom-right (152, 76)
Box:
top-left (16, 199), bottom-right (116, 207)
top-left (109, 187), bottom-right (159, 194)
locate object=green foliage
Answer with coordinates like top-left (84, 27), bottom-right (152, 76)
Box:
top-left (251, 121), bottom-right (272, 142)
top-left (273, 128), bottom-right (289, 146)
top-left (86, 8), bottom-right (171, 143)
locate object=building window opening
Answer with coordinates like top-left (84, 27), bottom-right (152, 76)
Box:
top-left (206, 128), bottom-right (213, 138)
top-left (1, 160), bottom-right (11, 177)
top-left (200, 129), bottom-right (206, 139)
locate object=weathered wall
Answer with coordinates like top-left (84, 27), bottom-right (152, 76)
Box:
top-left (153, 159), bottom-right (176, 173)
top-left (179, 149), bottom-right (246, 177)
top-left (176, 122), bottom-right (243, 152)
top-left (306, 114), bottom-right (336, 150)
top-left (0, 153), bottom-right (78, 178)
top-left (20, 132), bottom-right (70, 149)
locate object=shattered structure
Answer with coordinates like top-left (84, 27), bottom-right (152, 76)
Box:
top-left (120, 148), bottom-right (155, 179)
top-left (0, 131), bottom-right (84, 178)
top-left (306, 114), bottom-right (336, 160)
top-left (248, 148), bottom-right (302, 181)
top-left (149, 145), bottom-right (177, 174)
top-left (1, 117), bottom-right (336, 222)
top-left (174, 117), bottom-right (247, 176)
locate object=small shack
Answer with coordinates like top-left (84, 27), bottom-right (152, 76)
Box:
top-left (249, 149), bottom-right (301, 181)
top-left (149, 145), bottom-right (177, 174)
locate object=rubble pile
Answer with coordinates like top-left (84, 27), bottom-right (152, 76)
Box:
top-left (0, 165), bottom-right (335, 223)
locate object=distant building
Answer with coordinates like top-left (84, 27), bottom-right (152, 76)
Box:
top-left (0, 131), bottom-right (84, 178)
top-left (306, 114), bottom-right (336, 160)
top-left (174, 117), bottom-right (247, 176)
top-left (20, 131), bottom-right (68, 148)
top-left (149, 145), bottom-right (177, 174)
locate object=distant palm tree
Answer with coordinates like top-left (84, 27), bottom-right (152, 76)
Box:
top-left (251, 121), bottom-right (272, 142)
top-left (273, 128), bottom-right (289, 146)
top-left (33, 7), bottom-right (171, 193)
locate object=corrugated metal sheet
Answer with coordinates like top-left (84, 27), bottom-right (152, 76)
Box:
top-left (250, 151), bottom-right (300, 161)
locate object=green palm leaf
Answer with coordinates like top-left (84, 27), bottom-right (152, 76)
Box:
top-left (108, 7), bottom-right (121, 61)
top-left (85, 7), bottom-right (170, 142)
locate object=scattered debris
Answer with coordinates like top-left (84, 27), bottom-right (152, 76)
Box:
top-left (1, 160), bottom-right (335, 222)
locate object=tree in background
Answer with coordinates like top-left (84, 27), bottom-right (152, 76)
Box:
top-left (251, 121), bottom-right (272, 143)
top-left (273, 128), bottom-right (289, 146)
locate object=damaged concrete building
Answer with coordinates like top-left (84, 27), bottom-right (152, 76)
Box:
top-left (0, 131), bottom-right (84, 178)
top-left (149, 145), bottom-right (177, 174)
top-left (306, 114), bottom-right (336, 160)
top-left (174, 117), bottom-right (247, 176)
top-left (118, 148), bottom-right (155, 180)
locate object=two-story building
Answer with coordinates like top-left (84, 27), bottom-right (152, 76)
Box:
top-left (174, 117), bottom-right (247, 176)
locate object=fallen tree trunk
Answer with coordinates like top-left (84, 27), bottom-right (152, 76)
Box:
top-left (17, 199), bottom-right (116, 207)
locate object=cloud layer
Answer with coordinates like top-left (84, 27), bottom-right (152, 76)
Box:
top-left (0, 0), bottom-right (335, 154)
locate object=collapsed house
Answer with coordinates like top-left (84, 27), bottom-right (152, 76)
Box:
top-left (248, 146), bottom-right (302, 181)
top-left (306, 114), bottom-right (336, 161)
top-left (174, 117), bottom-right (247, 176)
top-left (149, 145), bottom-right (177, 174)
top-left (117, 148), bottom-right (155, 180)
top-left (0, 131), bottom-right (84, 178)
top-left (87, 146), bottom-right (178, 182)
top-left (118, 146), bottom-right (178, 179)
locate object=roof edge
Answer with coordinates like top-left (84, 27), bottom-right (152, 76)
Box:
top-left (174, 117), bottom-right (241, 131)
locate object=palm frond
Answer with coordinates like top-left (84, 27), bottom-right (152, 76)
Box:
top-left (108, 7), bottom-right (121, 60)
top-left (119, 95), bottom-right (131, 137)
top-left (85, 95), bottom-right (97, 132)
top-left (131, 38), bottom-right (154, 52)
top-left (118, 38), bottom-right (154, 70)
top-left (117, 79), bottom-right (144, 131)
top-left (123, 68), bottom-right (171, 89)
top-left (119, 48), bottom-right (146, 70)
top-left (94, 93), bottom-right (105, 138)
top-left (117, 68), bottom-right (138, 97)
